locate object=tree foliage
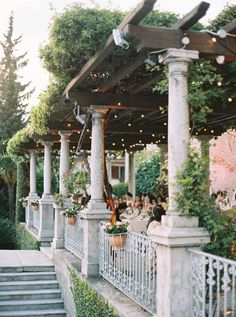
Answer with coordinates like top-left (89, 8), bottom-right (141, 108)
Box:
top-left (135, 153), bottom-right (160, 196)
top-left (0, 217), bottom-right (16, 249)
top-left (0, 14), bottom-right (31, 154)
top-left (0, 155), bottom-right (17, 220)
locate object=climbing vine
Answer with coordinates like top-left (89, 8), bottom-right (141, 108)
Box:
top-left (175, 148), bottom-right (236, 260)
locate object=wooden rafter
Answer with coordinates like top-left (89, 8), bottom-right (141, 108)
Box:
top-left (67, 91), bottom-right (167, 109)
top-left (63, 0), bottom-right (156, 95)
top-left (172, 1), bottom-right (210, 30)
top-left (125, 24), bottom-right (236, 61)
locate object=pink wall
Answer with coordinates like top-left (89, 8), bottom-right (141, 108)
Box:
top-left (210, 131), bottom-right (236, 193)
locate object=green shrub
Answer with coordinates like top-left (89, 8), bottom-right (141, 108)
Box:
top-left (16, 224), bottom-right (40, 250)
top-left (112, 182), bottom-right (128, 198)
top-left (70, 269), bottom-right (119, 317)
top-left (0, 217), bottom-right (16, 249)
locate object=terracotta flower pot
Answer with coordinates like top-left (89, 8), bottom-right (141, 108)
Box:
top-left (67, 216), bottom-right (76, 225)
top-left (32, 204), bottom-right (39, 211)
top-left (22, 201), bottom-right (28, 207)
top-left (108, 234), bottom-right (127, 250)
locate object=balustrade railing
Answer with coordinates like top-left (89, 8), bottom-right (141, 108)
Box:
top-left (99, 223), bottom-right (157, 314)
top-left (190, 249), bottom-right (236, 317)
top-left (64, 214), bottom-right (84, 259)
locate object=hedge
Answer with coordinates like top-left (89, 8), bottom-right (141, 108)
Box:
top-left (70, 269), bottom-right (119, 317)
top-left (16, 224), bottom-right (40, 250)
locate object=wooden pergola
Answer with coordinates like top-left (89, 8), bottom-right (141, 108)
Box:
top-left (18, 0), bottom-right (236, 154)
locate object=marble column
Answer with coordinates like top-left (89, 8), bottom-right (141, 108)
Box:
top-left (152, 49), bottom-right (210, 317)
top-left (53, 131), bottom-right (72, 249)
top-left (26, 150), bottom-right (39, 228)
top-left (38, 141), bottom-right (54, 243)
top-left (106, 156), bottom-right (112, 184)
top-left (81, 106), bottom-right (111, 277)
top-left (158, 143), bottom-right (168, 174)
top-left (128, 152), bottom-right (136, 198)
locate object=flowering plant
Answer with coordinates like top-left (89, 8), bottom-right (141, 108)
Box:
top-left (61, 204), bottom-right (81, 217)
top-left (104, 221), bottom-right (129, 234)
top-left (31, 200), bottom-right (39, 206)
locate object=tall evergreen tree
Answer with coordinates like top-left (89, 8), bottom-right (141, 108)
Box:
top-left (0, 14), bottom-right (31, 154)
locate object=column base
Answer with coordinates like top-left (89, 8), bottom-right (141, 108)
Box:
top-left (162, 214), bottom-right (199, 228)
top-left (81, 206), bottom-right (111, 277)
top-left (52, 238), bottom-right (64, 249)
top-left (151, 224), bottom-right (210, 317)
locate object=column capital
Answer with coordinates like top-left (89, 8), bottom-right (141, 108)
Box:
top-left (29, 149), bottom-right (37, 155)
top-left (43, 141), bottom-right (53, 148)
top-left (90, 106), bottom-right (109, 118)
top-left (59, 130), bottom-right (72, 141)
top-left (159, 48), bottom-right (199, 65)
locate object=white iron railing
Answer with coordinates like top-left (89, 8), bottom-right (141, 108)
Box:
top-left (99, 223), bottom-right (157, 314)
top-left (190, 249), bottom-right (236, 317)
top-left (64, 214), bottom-right (84, 259)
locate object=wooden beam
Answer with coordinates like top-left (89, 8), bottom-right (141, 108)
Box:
top-left (223, 18), bottom-right (236, 34)
top-left (124, 24), bottom-right (236, 60)
top-left (97, 51), bottom-right (146, 93)
top-left (131, 71), bottom-right (162, 94)
top-left (63, 0), bottom-right (156, 95)
top-left (106, 123), bottom-right (167, 134)
top-left (67, 91), bottom-right (167, 109)
top-left (172, 1), bottom-right (210, 30)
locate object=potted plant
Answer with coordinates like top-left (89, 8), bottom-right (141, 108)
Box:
top-left (61, 204), bottom-right (81, 225)
top-left (19, 197), bottom-right (28, 207)
top-left (104, 221), bottom-right (129, 250)
top-left (31, 200), bottom-right (39, 211)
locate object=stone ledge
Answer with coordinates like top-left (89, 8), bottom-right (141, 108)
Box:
top-left (53, 249), bottom-right (151, 317)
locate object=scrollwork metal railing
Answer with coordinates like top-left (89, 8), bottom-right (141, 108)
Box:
top-left (190, 249), bottom-right (236, 317)
top-left (64, 214), bottom-right (84, 259)
top-left (99, 223), bottom-right (158, 314)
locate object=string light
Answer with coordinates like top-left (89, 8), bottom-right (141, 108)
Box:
top-left (164, 122), bottom-right (167, 126)
top-left (162, 136), bottom-right (165, 139)
top-left (114, 114), bottom-right (118, 118)
top-left (228, 97), bottom-right (233, 102)
top-left (211, 130), bottom-right (214, 134)
top-left (211, 37), bottom-right (217, 43)
top-left (121, 138), bottom-right (124, 141)
top-left (141, 114), bottom-right (144, 118)
top-left (217, 81), bottom-right (222, 87)
top-left (67, 123), bottom-right (71, 127)
top-left (112, 142), bottom-right (116, 146)
top-left (139, 129), bottom-right (143, 133)
top-left (118, 102), bottom-right (121, 106)
top-left (128, 123), bottom-right (131, 127)
top-left (152, 134), bottom-right (155, 137)
top-left (86, 129), bottom-right (90, 132)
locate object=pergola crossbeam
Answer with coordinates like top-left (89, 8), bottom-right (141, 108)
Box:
top-left (63, 0), bottom-right (156, 94)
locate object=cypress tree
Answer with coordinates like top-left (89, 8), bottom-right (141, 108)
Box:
top-left (0, 14), bottom-right (32, 154)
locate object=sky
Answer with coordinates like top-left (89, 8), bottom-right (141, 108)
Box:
top-left (0, 0), bottom-right (235, 107)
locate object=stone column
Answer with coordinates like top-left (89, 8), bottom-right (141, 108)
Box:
top-left (38, 141), bottom-right (54, 244)
top-left (152, 49), bottom-right (210, 317)
top-left (81, 106), bottom-right (111, 277)
top-left (53, 131), bottom-right (72, 249)
top-left (26, 150), bottom-right (39, 228)
top-left (128, 152), bottom-right (136, 198)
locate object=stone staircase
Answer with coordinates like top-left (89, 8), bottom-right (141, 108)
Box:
top-left (0, 265), bottom-right (67, 317)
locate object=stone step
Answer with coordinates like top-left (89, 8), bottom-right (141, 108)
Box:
top-left (0, 266), bottom-right (55, 273)
top-left (0, 289), bottom-right (61, 301)
top-left (0, 309), bottom-right (66, 317)
top-left (0, 280), bottom-right (59, 291)
top-left (0, 271), bottom-right (56, 282)
top-left (0, 298), bottom-right (64, 311)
